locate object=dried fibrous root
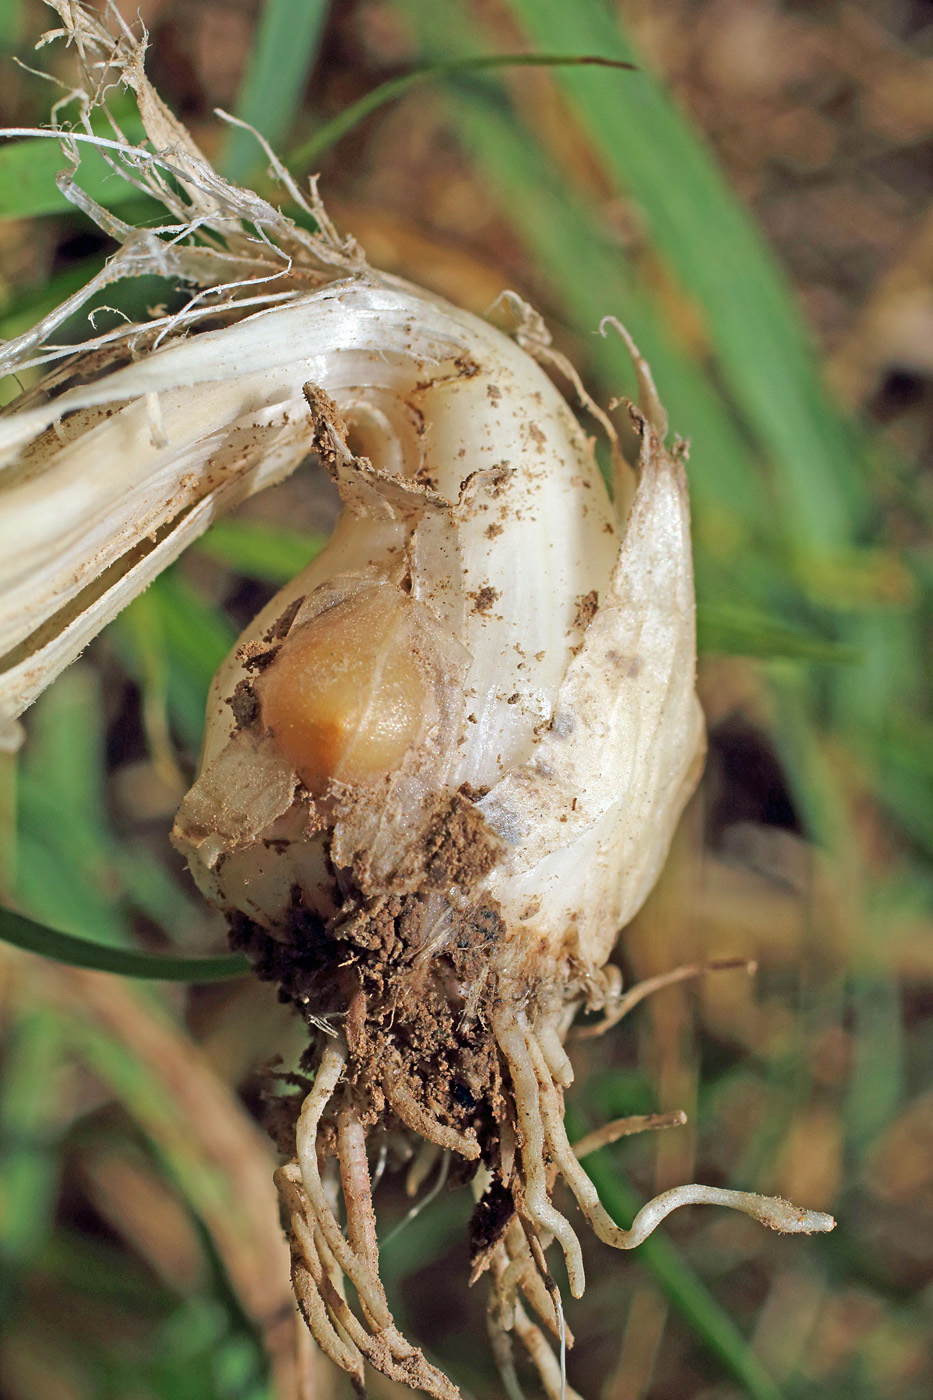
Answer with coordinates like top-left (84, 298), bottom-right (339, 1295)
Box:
top-left (572, 1109), bottom-right (688, 1162)
top-left (276, 1037), bottom-right (460, 1400)
top-left (575, 956), bottom-right (758, 1039)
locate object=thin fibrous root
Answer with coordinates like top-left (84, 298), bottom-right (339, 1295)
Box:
top-left (573, 1109), bottom-right (688, 1161)
top-left (575, 957), bottom-right (757, 1039)
top-left (511, 1298), bottom-right (584, 1400)
top-left (524, 1025), bottom-right (836, 1248)
top-left (491, 1008), bottom-right (586, 1297)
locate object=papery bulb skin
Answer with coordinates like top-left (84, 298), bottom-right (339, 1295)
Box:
top-left (256, 586), bottom-right (431, 796)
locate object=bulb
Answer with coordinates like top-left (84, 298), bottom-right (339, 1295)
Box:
top-left (257, 587), bottom-right (430, 796)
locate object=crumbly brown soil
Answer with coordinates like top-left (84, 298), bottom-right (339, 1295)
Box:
top-left (231, 879), bottom-right (510, 1138)
top-left (228, 798), bottom-right (528, 1261)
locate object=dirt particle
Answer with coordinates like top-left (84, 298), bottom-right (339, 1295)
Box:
top-left (574, 590), bottom-right (599, 631)
top-left (469, 585), bottom-right (500, 614)
top-left (302, 383), bottom-right (347, 472)
top-left (227, 678), bottom-right (260, 730)
top-left (239, 640), bottom-right (279, 672)
top-left (422, 793), bottom-right (502, 890)
top-left (458, 781), bottom-right (490, 802)
top-left (484, 521), bottom-right (504, 539)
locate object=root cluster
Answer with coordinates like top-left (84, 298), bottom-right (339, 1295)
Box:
top-left (243, 897), bottom-right (833, 1399)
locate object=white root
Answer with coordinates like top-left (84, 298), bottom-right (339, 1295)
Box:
top-left (285, 1041), bottom-right (461, 1399)
top-left (276, 1169), bottom-right (365, 1385)
top-left (523, 1023), bottom-right (835, 1249)
top-left (536, 1022), bottom-right (575, 1088)
top-left (336, 1110), bottom-right (380, 1280)
top-left (382, 1064), bottom-right (480, 1161)
top-left (497, 1219), bottom-right (565, 1339)
top-left (491, 1009), bottom-right (586, 1297)
top-left (293, 1041), bottom-right (389, 1328)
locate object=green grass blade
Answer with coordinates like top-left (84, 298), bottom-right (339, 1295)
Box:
top-left (0, 0), bottom-right (23, 48)
top-left (16, 669), bottom-right (130, 947)
top-left (0, 1006), bottom-right (66, 1269)
top-left (195, 518), bottom-right (325, 585)
top-left (288, 53), bottom-right (635, 173)
top-left (499, 0), bottom-right (869, 550)
top-left (0, 116), bottom-right (147, 220)
top-left (0, 904), bottom-right (249, 981)
top-left (222, 0), bottom-right (330, 182)
top-left (113, 572), bottom-right (236, 751)
top-left (697, 603), bottom-right (860, 663)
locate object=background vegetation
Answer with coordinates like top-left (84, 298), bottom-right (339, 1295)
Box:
top-left (1, 1), bottom-right (931, 1398)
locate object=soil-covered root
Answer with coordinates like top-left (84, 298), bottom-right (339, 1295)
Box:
top-left (269, 963), bottom-right (834, 1400)
top-left (276, 1036), bottom-right (460, 1400)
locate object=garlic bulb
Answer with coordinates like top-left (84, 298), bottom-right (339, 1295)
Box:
top-left (0, 9), bottom-right (835, 1398)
